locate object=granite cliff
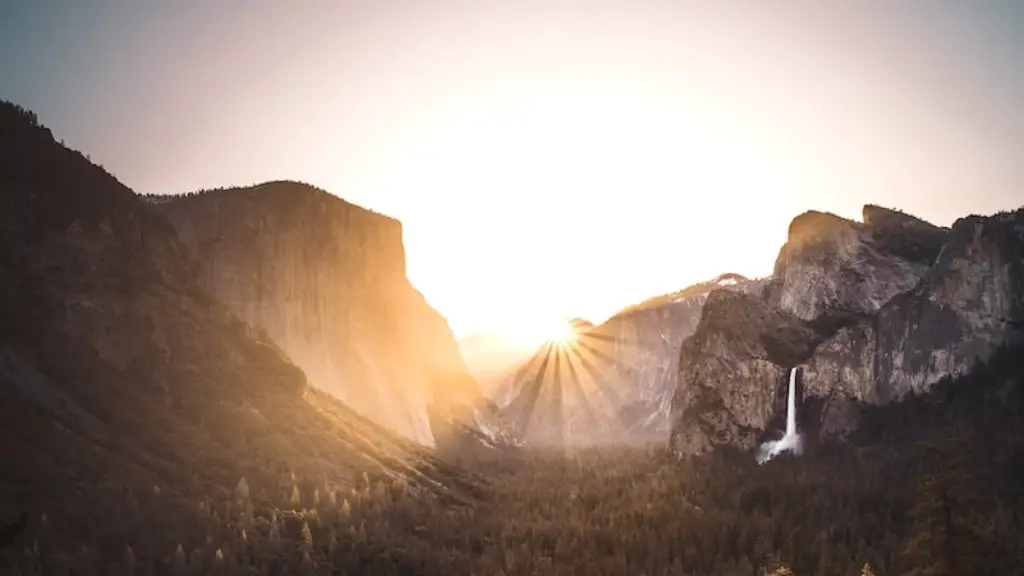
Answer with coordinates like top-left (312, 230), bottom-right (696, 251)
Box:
top-left (499, 275), bottom-right (754, 444)
top-left (149, 184), bottom-right (500, 447)
top-left (592, 273), bottom-right (755, 437)
top-left (670, 205), bottom-right (1024, 456)
top-left (0, 101), bottom-right (478, 562)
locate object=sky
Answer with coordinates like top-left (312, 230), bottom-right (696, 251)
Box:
top-left (2, 1), bottom-right (1024, 347)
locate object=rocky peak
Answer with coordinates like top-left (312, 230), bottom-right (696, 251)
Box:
top-left (862, 204), bottom-right (949, 266)
top-left (770, 207), bottom-right (938, 325)
top-left (783, 210), bottom-right (859, 246)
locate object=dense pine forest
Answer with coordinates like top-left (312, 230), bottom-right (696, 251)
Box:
top-left (0, 336), bottom-right (1021, 575)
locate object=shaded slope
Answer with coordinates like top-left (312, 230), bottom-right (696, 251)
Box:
top-left (0, 101), bottom-right (479, 568)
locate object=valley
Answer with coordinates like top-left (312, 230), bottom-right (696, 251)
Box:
top-left (3, 337), bottom-right (1022, 574)
top-left (3, 30), bottom-right (1024, 571)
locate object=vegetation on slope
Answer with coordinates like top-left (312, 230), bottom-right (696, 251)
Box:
top-left (1, 336), bottom-right (1019, 574)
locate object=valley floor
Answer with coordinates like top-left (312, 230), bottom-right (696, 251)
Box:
top-left (4, 342), bottom-right (1024, 575)
top-left (3, 439), bottom-right (1021, 575)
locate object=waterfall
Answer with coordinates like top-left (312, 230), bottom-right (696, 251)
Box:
top-left (756, 366), bottom-right (803, 465)
top-left (785, 365), bottom-right (797, 437)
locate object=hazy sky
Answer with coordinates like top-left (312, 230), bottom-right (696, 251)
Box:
top-left (3, 1), bottom-right (1023, 345)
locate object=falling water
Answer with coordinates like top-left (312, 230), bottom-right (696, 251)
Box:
top-left (785, 365), bottom-right (797, 437)
top-left (756, 366), bottom-right (803, 465)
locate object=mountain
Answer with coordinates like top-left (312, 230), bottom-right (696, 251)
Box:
top-left (670, 205), bottom-right (1024, 456)
top-left (594, 273), bottom-right (756, 436)
top-left (498, 274), bottom-right (753, 444)
top-left (0, 101), bottom-right (480, 569)
top-left (146, 182), bottom-right (496, 447)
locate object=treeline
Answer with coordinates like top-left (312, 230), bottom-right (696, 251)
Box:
top-left (139, 180), bottom-right (329, 201)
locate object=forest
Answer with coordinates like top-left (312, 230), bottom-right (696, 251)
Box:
top-left (1, 336), bottom-right (1020, 575)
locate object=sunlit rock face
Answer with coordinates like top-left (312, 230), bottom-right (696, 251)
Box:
top-left (670, 205), bottom-right (1024, 457)
top-left (769, 207), bottom-right (944, 325)
top-left (499, 274), bottom-right (754, 444)
top-left (151, 183), bottom-right (482, 446)
top-left (597, 274), bottom-right (755, 437)
top-left (0, 101), bottom-right (472, 530)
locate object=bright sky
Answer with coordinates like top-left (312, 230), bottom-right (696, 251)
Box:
top-left (3, 1), bottom-right (1023, 347)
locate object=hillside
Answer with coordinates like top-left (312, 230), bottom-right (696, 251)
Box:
top-left (0, 101), bottom-right (481, 573)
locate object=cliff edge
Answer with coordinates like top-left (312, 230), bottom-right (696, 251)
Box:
top-left (149, 183), bottom-right (497, 447)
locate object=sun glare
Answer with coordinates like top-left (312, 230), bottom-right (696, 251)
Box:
top-left (383, 88), bottom-right (791, 344)
top-left (501, 318), bottom-right (580, 350)
top-left (535, 319), bottom-right (579, 348)
top-left (547, 321), bottom-right (579, 347)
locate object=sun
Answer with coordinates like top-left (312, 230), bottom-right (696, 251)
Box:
top-left (545, 320), bottom-right (579, 347)
top-left (502, 318), bottom-right (580, 350)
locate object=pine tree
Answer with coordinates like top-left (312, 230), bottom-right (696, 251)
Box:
top-left (902, 440), bottom-right (988, 575)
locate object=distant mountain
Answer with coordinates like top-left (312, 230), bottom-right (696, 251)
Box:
top-left (0, 101), bottom-right (481, 566)
top-left (497, 274), bottom-right (754, 444)
top-left (670, 205), bottom-right (1024, 456)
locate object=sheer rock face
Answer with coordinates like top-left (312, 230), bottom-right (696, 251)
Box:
top-left (669, 289), bottom-right (826, 455)
top-left (599, 274), bottom-right (756, 436)
top-left (498, 274), bottom-right (754, 444)
top-left (769, 207), bottom-right (941, 324)
top-left (804, 210), bottom-right (1024, 403)
top-left (598, 293), bottom-right (707, 436)
top-left (670, 205), bottom-right (1024, 457)
top-left (151, 183), bottom-right (480, 446)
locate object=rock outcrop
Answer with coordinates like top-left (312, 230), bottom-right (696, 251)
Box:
top-left (670, 205), bottom-right (1024, 456)
top-left (769, 209), bottom-right (936, 324)
top-left (149, 183), bottom-right (488, 446)
top-left (0, 101), bottom-right (477, 552)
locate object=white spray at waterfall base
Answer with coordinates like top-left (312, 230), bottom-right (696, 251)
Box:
top-left (756, 366), bottom-right (804, 465)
